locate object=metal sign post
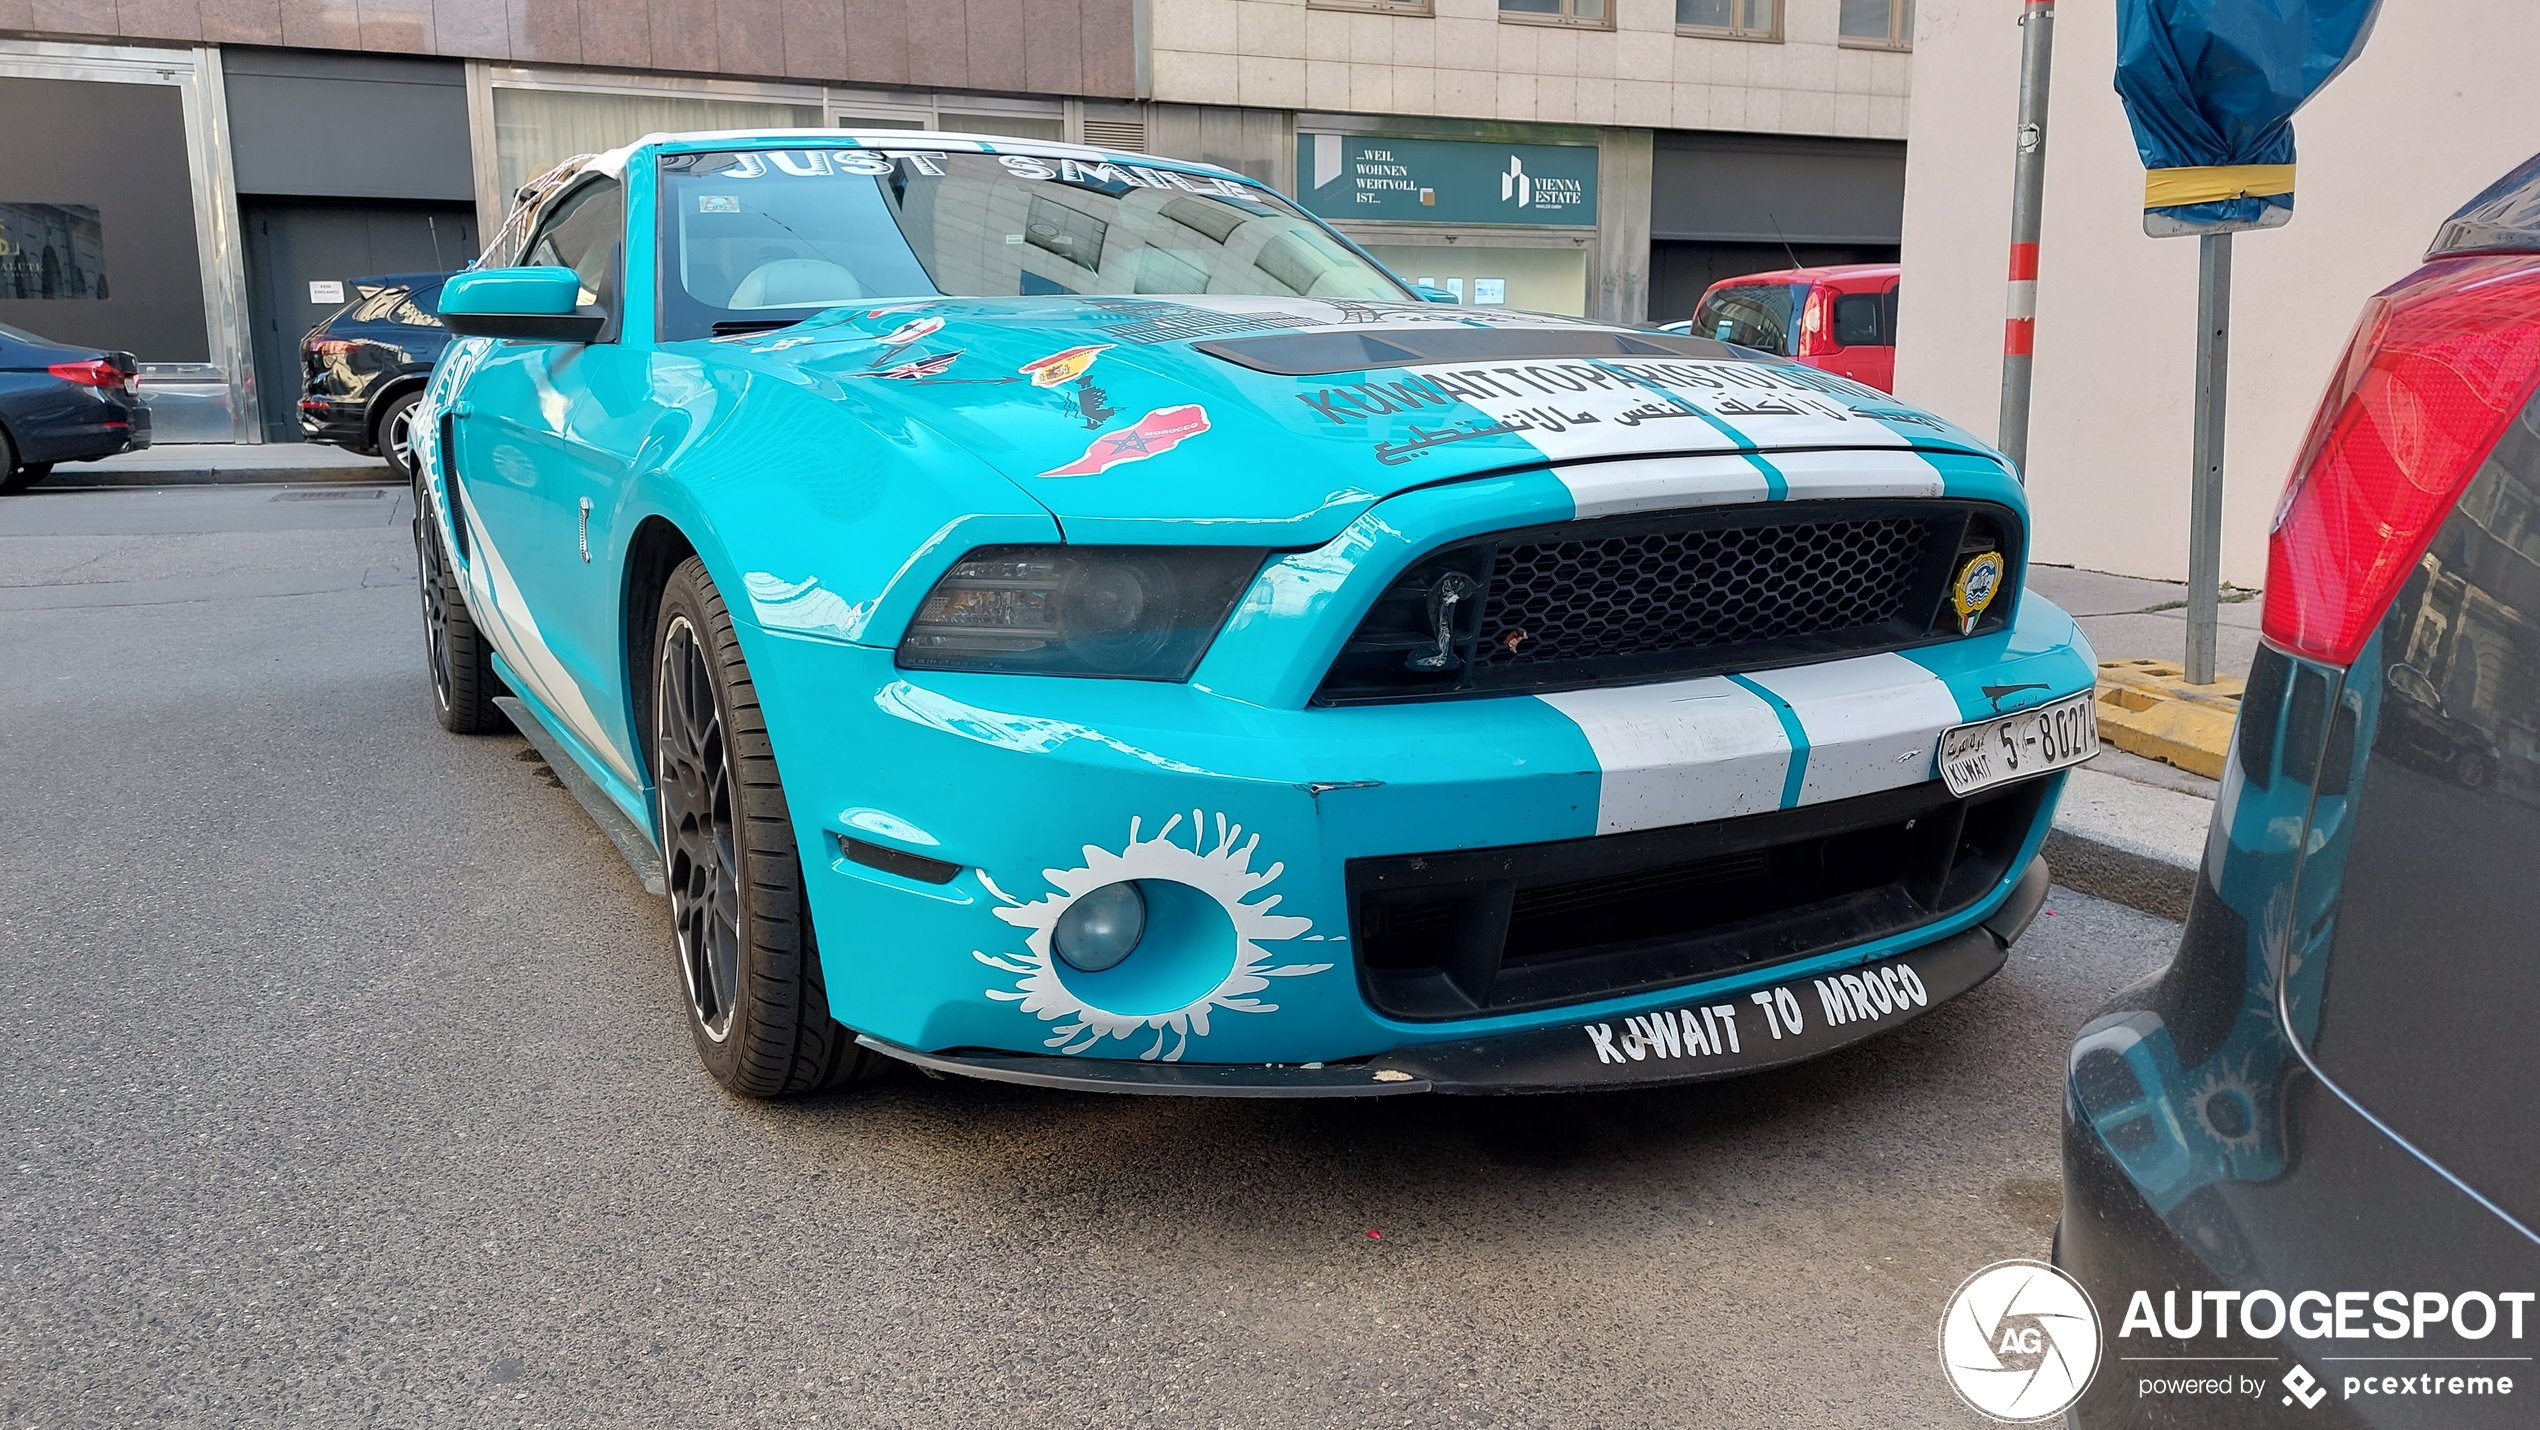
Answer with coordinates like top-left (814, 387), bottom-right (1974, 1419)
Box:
top-left (1996, 0), bottom-right (2056, 480)
top-left (2114, 0), bottom-right (2383, 685)
top-left (2184, 233), bottom-right (2231, 684)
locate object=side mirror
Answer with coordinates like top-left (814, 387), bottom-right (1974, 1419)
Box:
top-left (439, 267), bottom-right (603, 343)
top-left (1414, 285), bottom-right (1461, 304)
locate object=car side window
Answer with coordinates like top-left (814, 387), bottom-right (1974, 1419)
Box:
top-left (523, 178), bottom-right (625, 329)
top-left (390, 295), bottom-right (443, 329)
top-left (1882, 283), bottom-right (1900, 344)
top-left (1833, 292), bottom-right (1885, 347)
top-left (350, 287), bottom-right (409, 324)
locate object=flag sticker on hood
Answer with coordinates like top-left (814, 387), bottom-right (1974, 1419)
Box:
top-left (855, 350), bottom-right (965, 380)
top-left (1040, 406), bottom-right (1211, 477)
top-left (1019, 344), bottom-right (1113, 387)
top-left (875, 316), bottom-right (944, 346)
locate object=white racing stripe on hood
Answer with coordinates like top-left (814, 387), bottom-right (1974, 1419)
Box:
top-left (1765, 448), bottom-right (1948, 502)
top-left (1537, 677), bottom-right (1792, 835)
top-left (1550, 455), bottom-right (1771, 519)
top-left (1742, 653), bottom-right (1962, 805)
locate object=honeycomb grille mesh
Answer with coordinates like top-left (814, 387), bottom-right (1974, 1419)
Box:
top-left (1473, 517), bottom-right (1932, 669)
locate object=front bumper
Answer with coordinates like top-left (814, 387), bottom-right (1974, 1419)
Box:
top-left (716, 446), bottom-right (2093, 1077)
top-left (747, 585), bottom-right (2091, 1074)
top-left (861, 857), bottom-right (2041, 1095)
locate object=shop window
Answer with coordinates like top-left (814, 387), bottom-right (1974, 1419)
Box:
top-left (1839, 0), bottom-right (1914, 49)
top-left (1311, 0), bottom-right (1433, 14)
top-left (491, 88), bottom-right (818, 206)
top-left (0, 203), bottom-right (107, 301)
top-left (1676, 0), bottom-right (1778, 39)
top-left (937, 111), bottom-right (1065, 143)
top-left (1500, 0), bottom-right (1610, 29)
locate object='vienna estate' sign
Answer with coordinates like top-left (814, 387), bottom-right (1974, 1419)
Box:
top-left (1294, 133), bottom-right (1599, 227)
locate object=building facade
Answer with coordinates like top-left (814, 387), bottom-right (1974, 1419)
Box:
top-left (1895, 0), bottom-right (2540, 586)
top-left (1, 0), bottom-right (1913, 442)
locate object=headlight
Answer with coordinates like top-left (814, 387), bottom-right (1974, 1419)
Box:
top-left (896, 545), bottom-right (1266, 680)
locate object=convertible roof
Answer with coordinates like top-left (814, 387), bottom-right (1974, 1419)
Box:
top-left (588, 127), bottom-right (1252, 189)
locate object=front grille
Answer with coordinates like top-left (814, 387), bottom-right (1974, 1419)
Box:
top-left (1348, 779), bottom-right (2046, 1021)
top-left (1317, 499), bottom-right (2020, 704)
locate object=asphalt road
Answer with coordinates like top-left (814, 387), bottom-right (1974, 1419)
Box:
top-left (1, 482), bottom-right (2181, 1429)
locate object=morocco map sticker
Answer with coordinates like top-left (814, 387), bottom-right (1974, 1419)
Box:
top-left (1019, 344), bottom-right (1112, 387)
top-left (1039, 406), bottom-right (1211, 477)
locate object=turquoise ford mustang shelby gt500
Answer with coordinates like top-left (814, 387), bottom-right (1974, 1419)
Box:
top-left (407, 130), bottom-right (2098, 1099)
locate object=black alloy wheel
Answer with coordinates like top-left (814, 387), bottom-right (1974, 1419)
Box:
top-left (413, 461), bottom-right (504, 732)
top-left (0, 426), bottom-right (38, 494)
top-left (649, 556), bottom-right (882, 1096)
top-left (381, 392), bottom-right (421, 477)
top-left (657, 610), bottom-right (742, 1042)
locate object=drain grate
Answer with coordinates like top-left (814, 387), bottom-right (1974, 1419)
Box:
top-left (270, 487), bottom-right (390, 502)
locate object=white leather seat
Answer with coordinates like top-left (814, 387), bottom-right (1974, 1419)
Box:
top-left (728, 259), bottom-right (863, 310)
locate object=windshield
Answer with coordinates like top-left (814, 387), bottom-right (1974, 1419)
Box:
top-left (656, 148), bottom-right (1410, 341)
top-left (1692, 283), bottom-right (1803, 356)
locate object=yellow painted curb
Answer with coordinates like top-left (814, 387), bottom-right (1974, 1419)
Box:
top-left (2093, 658), bottom-right (2242, 780)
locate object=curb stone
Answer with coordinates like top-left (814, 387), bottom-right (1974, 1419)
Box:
top-left (2047, 765), bottom-right (2209, 922)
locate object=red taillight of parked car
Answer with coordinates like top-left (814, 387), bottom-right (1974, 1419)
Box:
top-left (1793, 284), bottom-right (1837, 359)
top-left (48, 359), bottom-right (138, 396)
top-left (2263, 254), bottom-right (2540, 666)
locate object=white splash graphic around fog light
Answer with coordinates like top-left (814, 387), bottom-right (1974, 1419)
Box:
top-left (975, 812), bottom-right (1335, 1061)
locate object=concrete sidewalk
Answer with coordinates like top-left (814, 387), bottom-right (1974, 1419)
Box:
top-left (2027, 565), bottom-right (2243, 920)
top-left (44, 441), bottom-right (395, 488)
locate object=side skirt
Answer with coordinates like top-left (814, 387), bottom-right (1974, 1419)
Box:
top-left (495, 693), bottom-right (667, 896)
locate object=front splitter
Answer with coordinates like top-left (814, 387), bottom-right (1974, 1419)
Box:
top-left (856, 863), bottom-right (2035, 1097)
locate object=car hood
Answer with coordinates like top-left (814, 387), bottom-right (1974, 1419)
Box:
top-left (696, 297), bottom-right (1999, 545)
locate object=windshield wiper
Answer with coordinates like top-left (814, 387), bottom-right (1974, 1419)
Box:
top-left (711, 318), bottom-right (803, 337)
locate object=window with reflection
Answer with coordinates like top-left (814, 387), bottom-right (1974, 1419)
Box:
top-left (1839, 0), bottom-right (1913, 48)
top-left (1677, 0), bottom-right (1778, 39)
top-left (1501, 0), bottom-right (1608, 28)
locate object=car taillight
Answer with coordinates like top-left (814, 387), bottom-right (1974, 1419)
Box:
top-left (1795, 285), bottom-right (1835, 358)
top-left (49, 358), bottom-right (138, 395)
top-left (2262, 254), bottom-right (2540, 666)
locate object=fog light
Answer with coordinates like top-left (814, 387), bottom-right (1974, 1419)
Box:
top-left (1054, 882), bottom-right (1146, 972)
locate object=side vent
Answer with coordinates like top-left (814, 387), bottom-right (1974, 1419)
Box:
top-left (437, 411), bottom-right (468, 564)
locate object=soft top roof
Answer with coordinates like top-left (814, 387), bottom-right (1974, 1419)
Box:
top-left (587, 127), bottom-right (1254, 191)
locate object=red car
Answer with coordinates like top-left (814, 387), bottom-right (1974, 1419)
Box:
top-left (1663, 263), bottom-right (1902, 393)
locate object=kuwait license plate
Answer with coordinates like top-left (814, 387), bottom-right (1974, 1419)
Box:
top-left (1938, 691), bottom-right (2100, 796)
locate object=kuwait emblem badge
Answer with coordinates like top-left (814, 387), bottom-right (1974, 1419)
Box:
top-left (1951, 550), bottom-right (2006, 635)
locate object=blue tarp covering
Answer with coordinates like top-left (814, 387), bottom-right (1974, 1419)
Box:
top-left (2114, 0), bottom-right (2383, 233)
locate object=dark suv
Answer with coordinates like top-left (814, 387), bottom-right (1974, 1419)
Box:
top-left (2058, 153), bottom-right (2540, 1426)
top-left (298, 273), bottom-right (453, 474)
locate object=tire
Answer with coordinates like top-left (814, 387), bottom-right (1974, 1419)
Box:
top-left (377, 391), bottom-right (422, 477)
top-left (652, 556), bottom-right (883, 1097)
top-left (2456, 750), bottom-right (2495, 791)
top-left (0, 428), bottom-right (39, 494)
top-left (413, 463), bottom-right (507, 733)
